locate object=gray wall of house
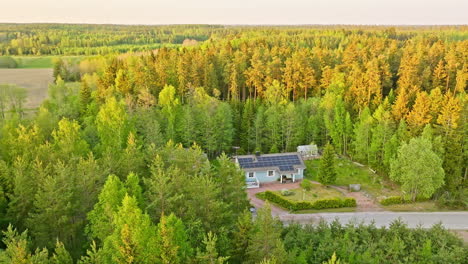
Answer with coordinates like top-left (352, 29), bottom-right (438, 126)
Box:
top-left (245, 169), bottom-right (304, 183)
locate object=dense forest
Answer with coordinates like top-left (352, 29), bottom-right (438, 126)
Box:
top-left (0, 25), bottom-right (467, 263)
top-left (0, 24), bottom-right (221, 55)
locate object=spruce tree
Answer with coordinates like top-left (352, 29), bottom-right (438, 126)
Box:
top-left (318, 143), bottom-right (337, 185)
top-left (79, 81), bottom-right (91, 115)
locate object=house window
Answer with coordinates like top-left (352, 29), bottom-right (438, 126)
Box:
top-left (267, 170), bottom-right (275, 177)
top-left (248, 172), bottom-right (255, 178)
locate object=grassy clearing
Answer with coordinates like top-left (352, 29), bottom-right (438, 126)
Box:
top-left (276, 182), bottom-right (344, 202)
top-left (13, 56), bottom-right (56, 68)
top-left (382, 201), bottom-right (441, 212)
top-left (305, 158), bottom-right (400, 199)
top-left (12, 56), bottom-right (85, 68)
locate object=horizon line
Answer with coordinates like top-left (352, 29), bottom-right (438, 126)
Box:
top-left (0, 22), bottom-right (467, 27)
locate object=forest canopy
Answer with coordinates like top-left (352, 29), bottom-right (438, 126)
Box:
top-left (0, 24), bottom-right (466, 263)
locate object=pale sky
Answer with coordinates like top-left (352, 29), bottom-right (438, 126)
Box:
top-left (3, 0), bottom-right (467, 25)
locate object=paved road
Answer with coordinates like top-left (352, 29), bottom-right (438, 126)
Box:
top-left (248, 183), bottom-right (468, 230)
top-left (279, 212), bottom-right (468, 229)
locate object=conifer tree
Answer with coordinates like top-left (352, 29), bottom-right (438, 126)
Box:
top-left (246, 204), bottom-right (286, 264)
top-left (230, 210), bottom-right (253, 264)
top-left (318, 143), bottom-right (337, 185)
top-left (101, 195), bottom-right (158, 264)
top-left (79, 80), bottom-right (91, 115)
top-left (155, 213), bottom-right (193, 264)
top-left (196, 232), bottom-right (229, 264)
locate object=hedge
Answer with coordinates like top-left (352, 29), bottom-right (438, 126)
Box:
top-left (262, 191), bottom-right (357, 211)
top-left (380, 196), bottom-right (405, 206)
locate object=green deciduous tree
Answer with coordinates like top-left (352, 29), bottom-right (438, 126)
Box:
top-left (390, 137), bottom-right (445, 201)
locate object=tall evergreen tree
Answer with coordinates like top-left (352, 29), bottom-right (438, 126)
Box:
top-left (318, 143), bottom-right (337, 185)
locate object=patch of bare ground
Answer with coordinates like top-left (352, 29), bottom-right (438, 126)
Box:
top-left (330, 186), bottom-right (384, 212)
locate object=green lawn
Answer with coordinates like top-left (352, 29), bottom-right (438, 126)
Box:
top-left (382, 201), bottom-right (441, 212)
top-left (305, 158), bottom-right (400, 199)
top-left (276, 182), bottom-right (344, 202)
top-left (294, 207), bottom-right (356, 214)
top-left (13, 56), bottom-right (85, 68)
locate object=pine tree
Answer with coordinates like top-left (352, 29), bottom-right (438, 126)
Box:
top-left (101, 195), bottom-right (158, 264)
top-left (196, 232), bottom-right (229, 264)
top-left (51, 240), bottom-right (73, 264)
top-left (87, 175), bottom-right (127, 244)
top-left (143, 155), bottom-right (181, 221)
top-left (318, 143), bottom-right (337, 185)
top-left (246, 204), bottom-right (286, 264)
top-left (1, 225), bottom-right (32, 263)
top-left (230, 210), bottom-right (253, 264)
top-left (155, 213), bottom-right (192, 264)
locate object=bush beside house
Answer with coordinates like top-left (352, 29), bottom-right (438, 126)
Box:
top-left (262, 191), bottom-right (356, 211)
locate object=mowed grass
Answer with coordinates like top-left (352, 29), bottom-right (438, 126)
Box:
top-left (276, 182), bottom-right (344, 202)
top-left (0, 68), bottom-right (54, 109)
top-left (382, 201), bottom-right (441, 212)
top-left (305, 158), bottom-right (400, 199)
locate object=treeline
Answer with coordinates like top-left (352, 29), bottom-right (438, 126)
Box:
top-left (0, 24), bottom-right (220, 55)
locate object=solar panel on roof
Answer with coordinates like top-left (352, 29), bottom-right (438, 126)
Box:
top-left (238, 154), bottom-right (302, 172)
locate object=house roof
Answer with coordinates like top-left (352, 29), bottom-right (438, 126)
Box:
top-left (236, 152), bottom-right (306, 173)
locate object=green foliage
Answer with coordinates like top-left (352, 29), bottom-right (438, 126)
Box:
top-left (0, 56), bottom-right (17, 68)
top-left (262, 191), bottom-right (356, 211)
top-left (380, 196), bottom-right (405, 206)
top-left (318, 143), bottom-right (337, 185)
top-left (246, 204), bottom-right (287, 264)
top-left (100, 195), bottom-right (158, 264)
top-left (196, 232), bottom-right (229, 264)
top-left (390, 137), bottom-right (445, 201)
top-left (300, 179), bottom-right (313, 191)
top-left (0, 24), bottom-right (467, 263)
top-left (155, 213), bottom-right (193, 264)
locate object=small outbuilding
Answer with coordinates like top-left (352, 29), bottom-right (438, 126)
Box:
top-left (297, 144), bottom-right (318, 159)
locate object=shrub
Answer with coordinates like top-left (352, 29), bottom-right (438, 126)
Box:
top-left (380, 196), bottom-right (405, 206)
top-left (342, 197), bottom-right (357, 207)
top-left (261, 191), bottom-right (357, 211)
top-left (281, 189), bottom-right (294, 196)
top-left (300, 180), bottom-right (313, 191)
top-left (263, 191), bottom-right (296, 210)
top-left (0, 56), bottom-right (18, 68)
top-left (312, 198), bottom-right (343, 209)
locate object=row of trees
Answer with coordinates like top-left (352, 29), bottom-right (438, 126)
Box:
top-left (0, 24), bottom-right (217, 55)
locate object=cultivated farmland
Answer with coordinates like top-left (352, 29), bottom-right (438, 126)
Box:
top-left (0, 68), bottom-right (53, 109)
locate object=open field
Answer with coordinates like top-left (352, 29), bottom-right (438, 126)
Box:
top-left (12, 56), bottom-right (84, 68)
top-left (0, 68), bottom-right (53, 109)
